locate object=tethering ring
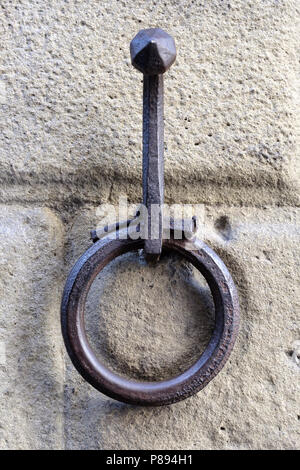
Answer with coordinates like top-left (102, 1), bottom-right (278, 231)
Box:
top-left (61, 232), bottom-right (239, 406)
top-left (61, 28), bottom-right (240, 405)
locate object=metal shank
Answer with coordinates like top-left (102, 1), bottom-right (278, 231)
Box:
top-left (61, 232), bottom-right (240, 406)
top-left (130, 27), bottom-right (177, 261)
top-left (143, 74), bottom-right (164, 261)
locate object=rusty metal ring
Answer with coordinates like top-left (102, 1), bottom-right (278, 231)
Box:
top-left (61, 233), bottom-right (239, 406)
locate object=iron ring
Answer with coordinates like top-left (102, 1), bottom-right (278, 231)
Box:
top-left (61, 233), bottom-right (239, 406)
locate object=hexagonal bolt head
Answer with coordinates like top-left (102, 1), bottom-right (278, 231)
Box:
top-left (130, 28), bottom-right (176, 75)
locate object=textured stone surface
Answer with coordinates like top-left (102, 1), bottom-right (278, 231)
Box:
top-left (0, 0), bottom-right (299, 451)
top-left (0, 207), bottom-right (65, 449)
top-left (0, 0), bottom-right (299, 207)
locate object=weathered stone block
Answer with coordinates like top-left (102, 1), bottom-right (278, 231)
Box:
top-left (0, 207), bottom-right (65, 449)
top-left (0, 1), bottom-right (299, 207)
top-left (62, 206), bottom-right (299, 450)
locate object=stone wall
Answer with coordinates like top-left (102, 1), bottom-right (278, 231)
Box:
top-left (0, 0), bottom-right (299, 449)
